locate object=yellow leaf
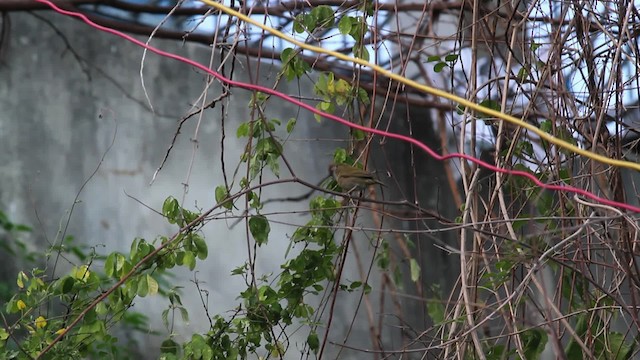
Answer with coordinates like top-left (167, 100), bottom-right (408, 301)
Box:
top-left (35, 316), bottom-right (47, 329)
top-left (17, 271), bottom-right (28, 289)
top-left (146, 275), bottom-right (159, 296)
top-left (0, 328), bottom-right (8, 341)
top-left (72, 265), bottom-right (90, 282)
top-left (335, 79), bottom-right (350, 95)
top-left (55, 328), bottom-right (66, 335)
top-left (16, 300), bottom-right (26, 310)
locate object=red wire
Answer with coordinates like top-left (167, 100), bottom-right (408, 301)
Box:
top-left (36, 0), bottom-right (640, 214)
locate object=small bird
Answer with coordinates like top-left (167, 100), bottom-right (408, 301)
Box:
top-left (329, 163), bottom-right (386, 191)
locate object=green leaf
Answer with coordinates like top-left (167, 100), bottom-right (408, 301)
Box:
top-left (433, 62), bottom-right (447, 72)
top-left (479, 99), bottom-right (501, 112)
top-left (338, 16), bottom-right (352, 34)
top-left (293, 17), bottom-right (305, 33)
top-left (303, 12), bottom-right (317, 31)
top-left (314, 73), bottom-right (328, 95)
top-left (249, 215), bottom-right (270, 246)
top-left (605, 331), bottom-right (634, 359)
top-left (376, 241), bottom-right (390, 269)
top-left (95, 302), bottom-right (108, 316)
top-left (183, 251), bottom-right (196, 271)
top-left (162, 197), bottom-right (180, 224)
top-left (319, 101), bottom-right (333, 111)
top-left (286, 118), bottom-right (296, 133)
top-left (521, 328), bottom-right (548, 360)
top-left (333, 148), bottom-right (348, 164)
top-left (410, 258), bottom-right (421, 282)
top-left (486, 344), bottom-right (508, 360)
top-left (105, 253), bottom-right (126, 278)
top-left (284, 66), bottom-right (295, 81)
top-left (236, 122), bottom-right (249, 138)
top-left (193, 235), bottom-right (208, 260)
top-left (137, 275), bottom-right (149, 297)
top-left (346, 17), bottom-right (364, 39)
top-left (249, 154), bottom-right (261, 180)
top-left (61, 276), bottom-right (75, 294)
top-left (269, 118), bottom-right (281, 128)
top-left (426, 55), bottom-right (441, 62)
top-left (539, 119), bottom-right (552, 133)
top-left (104, 253), bottom-right (116, 277)
top-left (558, 168), bottom-right (572, 183)
top-left (231, 263), bottom-right (247, 275)
top-left (280, 48), bottom-right (294, 63)
top-left (353, 129), bottom-right (365, 141)
top-left (427, 299), bottom-right (444, 324)
top-left (565, 314), bottom-right (587, 358)
top-left (130, 238), bottom-right (139, 261)
top-left (0, 327), bottom-right (9, 341)
top-left (215, 185), bottom-right (233, 210)
top-left (115, 254), bottom-right (126, 273)
top-left (314, 104), bottom-right (326, 122)
top-left (531, 41), bottom-right (541, 51)
top-left (249, 191), bottom-right (262, 209)
top-left (516, 140), bottom-right (534, 157)
top-left (444, 54), bottom-right (459, 62)
top-left (161, 338), bottom-right (180, 355)
top-left (179, 307), bottom-right (189, 323)
top-left (313, 5), bottom-right (335, 28)
top-left (353, 45), bottom-right (370, 61)
top-left (267, 153), bottom-right (280, 178)
top-left (307, 331), bottom-right (319, 353)
top-left (256, 137), bottom-right (283, 157)
top-left (281, 48), bottom-right (309, 81)
top-left (517, 66), bottom-right (529, 81)
top-left (363, 283), bottom-right (372, 294)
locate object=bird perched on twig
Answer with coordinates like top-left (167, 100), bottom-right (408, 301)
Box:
top-left (329, 163), bottom-right (386, 191)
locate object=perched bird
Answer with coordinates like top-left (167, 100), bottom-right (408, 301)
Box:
top-left (329, 163), bottom-right (386, 191)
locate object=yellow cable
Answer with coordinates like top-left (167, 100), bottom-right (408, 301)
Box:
top-left (201, 0), bottom-right (640, 172)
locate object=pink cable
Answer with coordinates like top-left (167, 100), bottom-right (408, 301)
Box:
top-left (36, 0), bottom-right (640, 214)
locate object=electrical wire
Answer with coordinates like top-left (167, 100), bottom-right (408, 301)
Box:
top-left (35, 0), bottom-right (640, 213)
top-left (201, 0), bottom-right (640, 173)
